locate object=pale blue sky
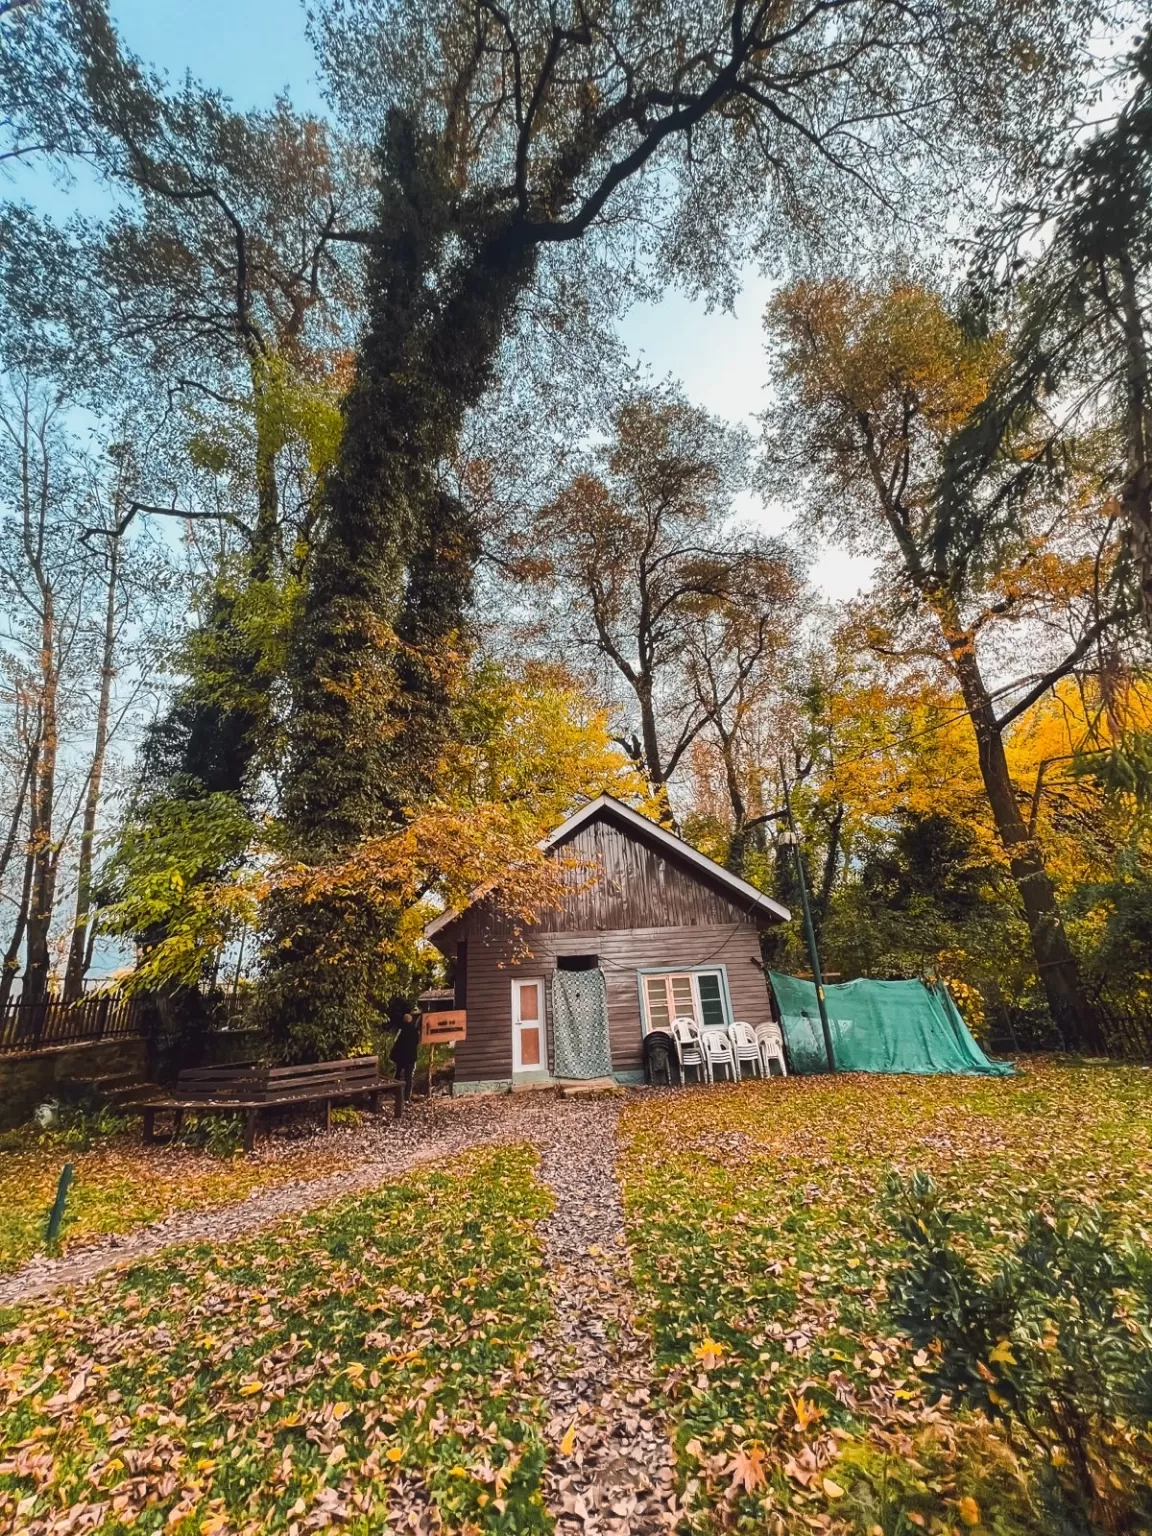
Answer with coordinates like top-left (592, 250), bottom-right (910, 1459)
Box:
top-left (75, 2), bottom-right (872, 594)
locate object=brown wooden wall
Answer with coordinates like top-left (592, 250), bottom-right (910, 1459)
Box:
top-left (438, 810), bottom-right (778, 1085)
top-left (452, 923), bottom-right (773, 1084)
top-left (444, 815), bottom-right (759, 950)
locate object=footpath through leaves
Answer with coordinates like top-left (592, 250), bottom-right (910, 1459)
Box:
top-left (618, 1062), bottom-right (1152, 1536)
top-left (0, 1145), bottom-right (553, 1536)
top-left (0, 1128), bottom-right (359, 1277)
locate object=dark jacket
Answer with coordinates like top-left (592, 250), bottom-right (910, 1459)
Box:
top-left (391, 1016), bottom-right (421, 1070)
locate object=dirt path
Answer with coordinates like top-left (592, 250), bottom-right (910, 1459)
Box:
top-left (518, 1096), bottom-right (680, 1535)
top-left (0, 1097), bottom-right (521, 1308)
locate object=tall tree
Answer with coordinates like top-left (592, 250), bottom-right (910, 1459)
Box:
top-left (764, 278), bottom-right (1128, 1045)
top-left (61, 446), bottom-right (138, 1000)
top-left (0, 381), bottom-right (85, 1002)
top-left (941, 26), bottom-right (1152, 631)
top-left (534, 391), bottom-right (800, 829)
top-left (0, 0), bottom-right (365, 809)
top-left (265, 0), bottom-right (1123, 1054)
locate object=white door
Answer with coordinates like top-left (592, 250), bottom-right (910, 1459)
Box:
top-left (512, 979), bottom-right (545, 1073)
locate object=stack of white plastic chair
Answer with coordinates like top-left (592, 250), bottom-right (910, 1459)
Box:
top-left (755, 1021), bottom-right (788, 1076)
top-left (728, 1021), bottom-right (764, 1078)
top-left (701, 1027), bottom-right (737, 1082)
top-left (671, 1016), bottom-right (709, 1083)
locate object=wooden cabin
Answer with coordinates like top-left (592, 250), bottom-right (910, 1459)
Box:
top-left (423, 794), bottom-right (791, 1092)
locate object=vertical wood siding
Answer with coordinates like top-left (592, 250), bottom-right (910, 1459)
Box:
top-left (444, 813), bottom-right (777, 1084)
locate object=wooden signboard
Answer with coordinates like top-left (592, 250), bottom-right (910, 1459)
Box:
top-left (420, 1009), bottom-right (467, 1044)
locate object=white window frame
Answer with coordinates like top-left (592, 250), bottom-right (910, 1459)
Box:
top-left (511, 977), bottom-right (547, 1073)
top-left (637, 966), bottom-right (733, 1035)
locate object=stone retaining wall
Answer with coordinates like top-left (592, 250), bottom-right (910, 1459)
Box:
top-left (0, 1037), bottom-right (149, 1130)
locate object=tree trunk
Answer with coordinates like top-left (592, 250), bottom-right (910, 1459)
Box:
top-left (24, 585), bottom-right (58, 1002)
top-left (940, 614), bottom-right (1100, 1048)
top-left (261, 119), bottom-right (541, 1057)
top-left (249, 356), bottom-right (282, 583)
top-left (1113, 251), bottom-right (1152, 632)
top-left (816, 802), bottom-right (845, 932)
top-left (0, 840), bottom-right (35, 1012)
top-left (717, 726), bottom-right (752, 875)
top-left (0, 736), bottom-right (36, 894)
top-left (63, 528), bottom-right (121, 1000)
top-left (635, 676), bottom-right (678, 825)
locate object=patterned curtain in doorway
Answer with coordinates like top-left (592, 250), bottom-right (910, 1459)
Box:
top-left (551, 968), bottom-right (612, 1080)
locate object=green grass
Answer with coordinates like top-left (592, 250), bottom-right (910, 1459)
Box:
top-left (0, 1118), bottom-right (365, 1275)
top-left (0, 1145), bottom-right (554, 1536)
top-left (618, 1061), bottom-right (1152, 1535)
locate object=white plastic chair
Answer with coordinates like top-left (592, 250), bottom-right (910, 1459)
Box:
top-left (671, 1016), bottom-right (709, 1084)
top-left (755, 1021), bottom-right (788, 1077)
top-left (728, 1021), bottom-right (764, 1078)
top-left (701, 1027), bottom-right (737, 1083)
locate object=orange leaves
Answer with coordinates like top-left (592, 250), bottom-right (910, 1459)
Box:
top-left (728, 1443), bottom-right (768, 1492)
top-left (268, 799), bottom-right (578, 960)
top-left (789, 1393), bottom-right (826, 1434)
top-left (958, 1493), bottom-right (982, 1525)
top-left (764, 278), bottom-right (1000, 530)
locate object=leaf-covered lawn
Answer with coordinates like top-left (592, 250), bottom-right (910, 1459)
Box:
top-left (0, 1145), bottom-right (553, 1536)
top-left (0, 1129), bottom-right (362, 1275)
top-left (619, 1061), bottom-right (1152, 1535)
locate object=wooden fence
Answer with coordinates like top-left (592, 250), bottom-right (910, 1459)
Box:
top-left (0, 994), bottom-right (145, 1054)
top-left (1095, 1002), bottom-right (1152, 1063)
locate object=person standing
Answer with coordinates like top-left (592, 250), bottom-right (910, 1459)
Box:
top-left (388, 1001), bottom-right (421, 1103)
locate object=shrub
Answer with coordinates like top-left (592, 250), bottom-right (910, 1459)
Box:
top-left (885, 1172), bottom-right (1152, 1535)
top-left (174, 1111), bottom-right (245, 1157)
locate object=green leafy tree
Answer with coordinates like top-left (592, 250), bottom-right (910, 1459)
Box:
top-left (0, 1), bottom-right (363, 833)
top-left (941, 26), bottom-right (1152, 633)
top-left (763, 277), bottom-right (1130, 1045)
top-left (100, 792), bottom-right (258, 994)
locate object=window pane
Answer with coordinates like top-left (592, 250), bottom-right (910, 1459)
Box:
top-left (670, 975), bottom-right (696, 1021)
top-left (697, 973), bottom-right (725, 1027)
top-left (645, 976), bottom-right (670, 1030)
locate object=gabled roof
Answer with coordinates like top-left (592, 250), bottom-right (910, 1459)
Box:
top-left (422, 792), bottom-right (791, 940)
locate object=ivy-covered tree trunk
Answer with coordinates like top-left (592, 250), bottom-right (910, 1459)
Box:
top-left (259, 115), bottom-right (536, 1060)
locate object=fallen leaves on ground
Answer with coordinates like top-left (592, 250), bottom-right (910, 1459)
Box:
top-left (618, 1060), bottom-right (1152, 1535)
top-left (0, 1129), bottom-right (362, 1276)
top-left (0, 1144), bottom-right (554, 1534)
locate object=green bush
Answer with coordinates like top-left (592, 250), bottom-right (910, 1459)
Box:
top-left (173, 1111), bottom-right (245, 1157)
top-left (885, 1171), bottom-right (1152, 1535)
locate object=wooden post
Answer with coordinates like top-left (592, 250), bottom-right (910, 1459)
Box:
top-left (45, 1162), bottom-right (74, 1243)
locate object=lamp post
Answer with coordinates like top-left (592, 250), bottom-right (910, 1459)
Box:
top-left (777, 771), bottom-right (836, 1073)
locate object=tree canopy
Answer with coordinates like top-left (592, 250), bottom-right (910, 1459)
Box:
top-left (0, 0), bottom-right (1147, 1054)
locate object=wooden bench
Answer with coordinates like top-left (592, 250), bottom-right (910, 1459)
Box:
top-left (141, 1056), bottom-right (404, 1152)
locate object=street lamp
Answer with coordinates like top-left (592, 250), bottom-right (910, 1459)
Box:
top-left (776, 770), bottom-right (836, 1073)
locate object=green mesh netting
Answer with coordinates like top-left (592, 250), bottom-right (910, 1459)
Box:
top-left (768, 973), bottom-right (1014, 1076)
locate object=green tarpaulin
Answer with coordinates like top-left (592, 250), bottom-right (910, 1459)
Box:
top-left (768, 972), bottom-right (1014, 1076)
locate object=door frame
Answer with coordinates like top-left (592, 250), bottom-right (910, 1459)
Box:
top-left (511, 977), bottom-right (547, 1074)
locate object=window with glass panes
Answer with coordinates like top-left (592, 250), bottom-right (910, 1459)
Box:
top-left (641, 970), bottom-right (728, 1032)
